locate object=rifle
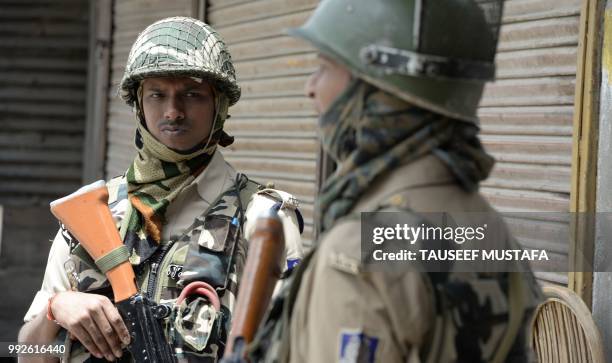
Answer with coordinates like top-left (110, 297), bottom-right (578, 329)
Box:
top-left (221, 209), bottom-right (286, 362)
top-left (50, 180), bottom-right (176, 363)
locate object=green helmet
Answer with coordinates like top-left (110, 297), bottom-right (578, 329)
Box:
top-left (288, 0), bottom-right (504, 123)
top-left (119, 16), bottom-right (241, 106)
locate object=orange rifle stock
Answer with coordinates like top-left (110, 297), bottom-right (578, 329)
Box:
top-left (222, 209), bottom-right (286, 362)
top-left (50, 181), bottom-right (136, 301)
top-left (50, 180), bottom-right (175, 362)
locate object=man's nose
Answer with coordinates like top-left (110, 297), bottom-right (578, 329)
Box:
top-left (164, 97), bottom-right (185, 121)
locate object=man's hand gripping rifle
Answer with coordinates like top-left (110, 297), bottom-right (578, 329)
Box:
top-left (50, 181), bottom-right (175, 362)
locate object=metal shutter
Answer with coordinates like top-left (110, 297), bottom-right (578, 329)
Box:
top-left (0, 0), bottom-right (89, 206)
top-left (104, 0), bottom-right (195, 178)
top-left (479, 0), bottom-right (583, 285)
top-left (208, 0), bottom-right (319, 245)
top-left (211, 0), bottom-right (583, 267)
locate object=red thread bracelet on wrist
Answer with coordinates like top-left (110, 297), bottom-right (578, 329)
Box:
top-left (46, 292), bottom-right (61, 323)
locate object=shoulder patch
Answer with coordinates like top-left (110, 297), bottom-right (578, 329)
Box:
top-left (256, 188), bottom-right (300, 211)
top-left (339, 331), bottom-right (379, 363)
top-left (286, 258), bottom-right (300, 271)
top-left (256, 188), bottom-right (304, 233)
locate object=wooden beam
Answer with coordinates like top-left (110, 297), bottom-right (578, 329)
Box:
top-left (194, 0), bottom-right (206, 21)
top-left (83, 0), bottom-right (113, 183)
top-left (569, 0), bottom-right (604, 307)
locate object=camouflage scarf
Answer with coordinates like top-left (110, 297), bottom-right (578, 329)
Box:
top-left (123, 87), bottom-right (231, 265)
top-left (317, 80), bottom-right (495, 233)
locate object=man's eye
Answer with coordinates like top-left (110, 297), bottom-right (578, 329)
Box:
top-left (185, 92), bottom-right (200, 98)
top-left (149, 92), bottom-right (163, 98)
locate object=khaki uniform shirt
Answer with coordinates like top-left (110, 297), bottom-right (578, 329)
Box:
top-left (288, 155), bottom-right (539, 363)
top-left (24, 151), bottom-right (304, 322)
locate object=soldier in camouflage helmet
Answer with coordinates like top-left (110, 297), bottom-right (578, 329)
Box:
top-left (247, 1), bottom-right (543, 362)
top-left (19, 17), bottom-right (304, 363)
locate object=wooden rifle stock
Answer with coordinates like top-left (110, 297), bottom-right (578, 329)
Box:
top-left (50, 181), bottom-right (175, 362)
top-left (223, 210), bottom-right (286, 361)
top-left (49, 180), bottom-right (137, 301)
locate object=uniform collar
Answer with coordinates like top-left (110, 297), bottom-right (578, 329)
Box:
top-left (353, 154), bottom-right (456, 212)
top-left (191, 150), bottom-right (237, 204)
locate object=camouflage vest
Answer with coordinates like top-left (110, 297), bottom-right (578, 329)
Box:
top-left (61, 173), bottom-right (261, 363)
top-left (247, 205), bottom-right (541, 363)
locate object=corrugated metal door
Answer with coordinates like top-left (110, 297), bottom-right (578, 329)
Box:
top-left (208, 0), bottom-right (319, 245)
top-left (209, 0), bottom-right (583, 261)
top-left (479, 0), bottom-right (582, 285)
top-left (0, 0), bottom-right (89, 206)
top-left (208, 1), bottom-right (584, 256)
top-left (104, 0), bottom-right (196, 178)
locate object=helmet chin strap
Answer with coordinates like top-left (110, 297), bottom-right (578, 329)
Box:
top-left (199, 86), bottom-right (220, 151)
top-left (135, 82), bottom-right (147, 127)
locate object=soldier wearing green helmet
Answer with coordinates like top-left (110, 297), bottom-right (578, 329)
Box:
top-left (246, 1), bottom-right (543, 362)
top-left (18, 16), bottom-right (304, 363)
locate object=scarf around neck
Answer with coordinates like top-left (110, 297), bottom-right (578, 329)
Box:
top-left (316, 80), bottom-right (495, 234)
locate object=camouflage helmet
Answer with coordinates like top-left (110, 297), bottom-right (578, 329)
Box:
top-left (119, 16), bottom-right (241, 106)
top-left (288, 0), bottom-right (504, 123)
